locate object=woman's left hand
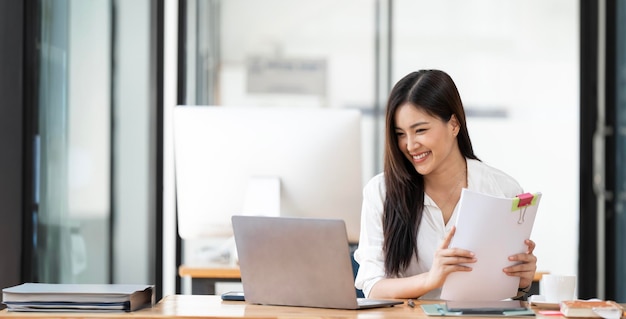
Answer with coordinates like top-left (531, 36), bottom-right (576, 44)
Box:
top-left (503, 239), bottom-right (537, 289)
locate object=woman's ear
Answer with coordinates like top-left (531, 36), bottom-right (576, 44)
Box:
top-left (450, 115), bottom-right (460, 136)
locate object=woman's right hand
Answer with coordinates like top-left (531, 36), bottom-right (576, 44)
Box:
top-left (424, 226), bottom-right (476, 290)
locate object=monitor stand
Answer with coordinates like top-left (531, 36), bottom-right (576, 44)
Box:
top-left (242, 176), bottom-right (281, 217)
top-left (229, 176), bottom-right (281, 265)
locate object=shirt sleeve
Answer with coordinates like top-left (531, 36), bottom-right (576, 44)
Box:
top-left (353, 175), bottom-right (386, 297)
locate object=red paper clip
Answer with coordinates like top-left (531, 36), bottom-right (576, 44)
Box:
top-left (517, 193), bottom-right (534, 208)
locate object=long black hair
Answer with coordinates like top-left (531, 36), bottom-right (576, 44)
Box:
top-left (382, 70), bottom-right (478, 276)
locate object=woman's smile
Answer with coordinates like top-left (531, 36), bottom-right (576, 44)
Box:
top-left (411, 151), bottom-right (431, 163)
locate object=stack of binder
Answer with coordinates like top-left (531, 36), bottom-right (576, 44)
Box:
top-left (2, 283), bottom-right (154, 312)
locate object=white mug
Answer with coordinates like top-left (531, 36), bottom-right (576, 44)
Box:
top-left (541, 274), bottom-right (576, 303)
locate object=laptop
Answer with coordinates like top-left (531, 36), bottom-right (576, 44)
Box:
top-left (231, 215), bottom-right (403, 310)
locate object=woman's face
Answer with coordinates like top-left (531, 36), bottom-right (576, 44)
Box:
top-left (394, 103), bottom-right (460, 176)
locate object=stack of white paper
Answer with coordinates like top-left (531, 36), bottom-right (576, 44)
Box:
top-left (2, 283), bottom-right (154, 312)
top-left (441, 189), bottom-right (541, 301)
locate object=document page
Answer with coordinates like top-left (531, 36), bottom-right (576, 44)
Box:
top-left (440, 189), bottom-right (541, 301)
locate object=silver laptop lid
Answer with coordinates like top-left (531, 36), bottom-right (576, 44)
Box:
top-left (232, 215), bottom-right (359, 309)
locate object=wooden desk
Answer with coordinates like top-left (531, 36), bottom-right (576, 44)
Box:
top-left (0, 294), bottom-right (557, 319)
top-left (179, 264), bottom-right (241, 295)
top-left (178, 265), bottom-right (241, 279)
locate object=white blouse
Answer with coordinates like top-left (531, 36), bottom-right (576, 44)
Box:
top-left (353, 159), bottom-right (523, 299)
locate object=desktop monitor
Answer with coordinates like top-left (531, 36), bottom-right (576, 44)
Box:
top-left (173, 106), bottom-right (363, 243)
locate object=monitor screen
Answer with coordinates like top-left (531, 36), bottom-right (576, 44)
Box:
top-left (173, 106), bottom-right (363, 243)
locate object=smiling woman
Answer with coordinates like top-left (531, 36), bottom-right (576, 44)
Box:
top-left (353, 70), bottom-right (537, 301)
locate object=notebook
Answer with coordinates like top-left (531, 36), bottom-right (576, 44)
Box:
top-left (231, 215), bottom-right (403, 310)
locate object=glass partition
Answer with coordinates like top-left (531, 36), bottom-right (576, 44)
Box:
top-left (32, 0), bottom-right (155, 286)
top-left (36, 0), bottom-right (112, 283)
